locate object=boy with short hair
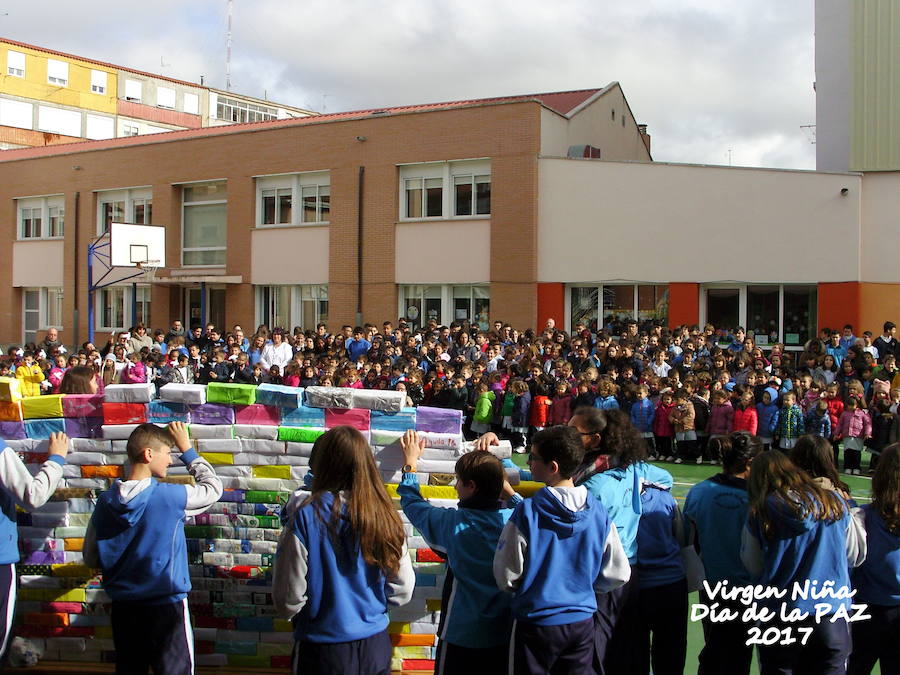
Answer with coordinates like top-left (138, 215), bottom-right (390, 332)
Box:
top-left (493, 426), bottom-right (630, 674)
top-left (84, 422), bottom-right (223, 674)
top-left (398, 431), bottom-right (521, 674)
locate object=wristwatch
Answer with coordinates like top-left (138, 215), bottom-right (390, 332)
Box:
top-left (403, 464), bottom-right (416, 473)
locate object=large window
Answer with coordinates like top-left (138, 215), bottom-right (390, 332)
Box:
top-left (399, 284), bottom-right (489, 330)
top-left (18, 196), bottom-right (65, 240)
top-left (96, 188), bottom-right (152, 234)
top-left (781, 286), bottom-right (817, 348)
top-left (96, 286), bottom-right (150, 332)
top-left (703, 284), bottom-right (817, 348)
top-left (46, 59), bottom-right (68, 87)
top-left (399, 160), bottom-right (491, 220)
top-left (7, 50), bottom-right (25, 78)
top-left (23, 288), bottom-right (64, 344)
top-left (217, 96), bottom-right (278, 123)
top-left (569, 284), bottom-right (669, 334)
top-left (256, 285), bottom-right (328, 331)
top-left (256, 172), bottom-right (330, 227)
top-left (182, 181), bottom-right (227, 266)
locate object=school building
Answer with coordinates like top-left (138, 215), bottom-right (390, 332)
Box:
top-left (0, 68), bottom-right (898, 351)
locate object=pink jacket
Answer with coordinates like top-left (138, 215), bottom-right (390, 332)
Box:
top-left (120, 360), bottom-right (146, 384)
top-left (653, 402), bottom-right (675, 437)
top-left (707, 401), bottom-right (734, 435)
top-left (836, 409), bottom-right (872, 439)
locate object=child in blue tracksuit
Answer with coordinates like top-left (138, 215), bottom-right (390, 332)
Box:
top-left (493, 426), bottom-right (630, 675)
top-left (0, 432), bottom-right (68, 661)
top-left (684, 433), bottom-right (763, 675)
top-left (630, 384), bottom-right (657, 457)
top-left (849, 444), bottom-right (900, 675)
top-left (398, 431), bottom-right (521, 674)
top-left (741, 450), bottom-right (867, 675)
top-left (635, 481), bottom-right (688, 675)
top-left (83, 422), bottom-right (223, 675)
top-left (273, 427), bottom-right (415, 675)
top-left (756, 387), bottom-right (779, 449)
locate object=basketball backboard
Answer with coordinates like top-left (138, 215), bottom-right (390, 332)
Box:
top-left (109, 223), bottom-right (166, 267)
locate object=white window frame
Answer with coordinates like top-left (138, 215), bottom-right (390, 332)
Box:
top-left (46, 59), bottom-right (68, 86)
top-left (399, 159), bottom-right (491, 221)
top-left (255, 284), bottom-right (328, 331)
top-left (17, 195), bottom-right (65, 240)
top-left (122, 124), bottom-right (139, 137)
top-left (124, 79), bottom-right (142, 102)
top-left (216, 95), bottom-right (278, 123)
top-left (255, 172), bottom-right (330, 227)
top-left (90, 70), bottom-right (107, 94)
top-left (43, 287), bottom-right (64, 329)
top-left (182, 181), bottom-right (227, 267)
top-left (95, 187), bottom-right (153, 235)
top-left (7, 50), bottom-right (25, 78)
top-left (156, 86), bottom-right (176, 109)
top-left (565, 283), bottom-right (670, 334)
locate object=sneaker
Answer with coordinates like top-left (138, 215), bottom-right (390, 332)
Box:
top-left (853, 469), bottom-right (861, 475)
top-left (696, 457), bottom-right (704, 465)
top-left (513, 446), bottom-right (526, 454)
top-left (665, 456), bottom-right (675, 462)
top-left (674, 458), bottom-right (683, 464)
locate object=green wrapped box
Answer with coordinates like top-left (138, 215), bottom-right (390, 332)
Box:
top-left (277, 426), bottom-right (324, 443)
top-left (206, 383), bottom-right (257, 406)
top-left (245, 490), bottom-right (290, 505)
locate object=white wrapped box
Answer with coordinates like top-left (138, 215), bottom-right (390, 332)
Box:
top-left (350, 389), bottom-right (406, 413)
top-left (61, 465), bottom-right (81, 479)
top-left (214, 466), bottom-right (252, 477)
top-left (302, 386), bottom-right (353, 409)
top-left (3, 439), bottom-right (36, 452)
top-left (196, 438), bottom-right (240, 453)
top-left (64, 452), bottom-right (108, 466)
top-left (275, 455), bottom-right (309, 466)
top-left (159, 383), bottom-right (207, 405)
top-left (239, 439), bottom-right (286, 455)
top-left (189, 424), bottom-right (234, 439)
top-left (102, 424), bottom-right (139, 440)
top-left (290, 467), bottom-right (312, 481)
top-left (232, 424), bottom-right (279, 440)
top-left (71, 439), bottom-right (112, 453)
top-left (104, 383), bottom-right (155, 403)
top-left (232, 453), bottom-right (280, 466)
top-left (283, 442), bottom-right (315, 457)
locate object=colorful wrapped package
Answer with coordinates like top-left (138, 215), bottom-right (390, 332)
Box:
top-left (279, 405), bottom-right (325, 428)
top-left (277, 427), bottom-right (325, 443)
top-left (206, 383), bottom-right (258, 406)
top-left (233, 405), bottom-right (280, 426)
top-left (189, 404), bottom-right (236, 426)
top-left (103, 383), bottom-right (155, 403)
top-left (254, 384), bottom-right (304, 409)
top-left (0, 420), bottom-right (26, 440)
top-left (102, 403), bottom-right (149, 425)
top-left (324, 408), bottom-right (370, 431)
top-left (0, 401), bottom-right (23, 422)
top-left (61, 394), bottom-right (104, 418)
top-left (370, 408), bottom-right (417, 432)
top-left (302, 386), bottom-right (353, 410)
top-left (64, 417), bottom-right (104, 439)
top-left (25, 418), bottom-right (66, 439)
top-left (159, 383), bottom-right (207, 405)
top-left (22, 395), bottom-right (64, 420)
top-left (0, 377), bottom-right (22, 402)
top-left (349, 389), bottom-right (406, 413)
top-left (415, 406), bottom-right (463, 434)
top-left (148, 400), bottom-right (190, 424)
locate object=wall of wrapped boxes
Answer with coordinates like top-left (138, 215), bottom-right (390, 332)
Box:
top-left (0, 377), bottom-right (531, 671)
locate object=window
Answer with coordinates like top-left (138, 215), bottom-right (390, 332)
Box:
top-left (183, 93), bottom-right (199, 115)
top-left (702, 284), bottom-right (817, 348)
top-left (157, 87), bottom-right (176, 109)
top-left (95, 285), bottom-right (151, 332)
top-left (134, 286), bottom-right (151, 326)
top-left (256, 285), bottom-right (328, 331)
top-left (216, 96), bottom-right (277, 123)
top-left (568, 284), bottom-right (669, 334)
top-left (17, 196), bottom-right (65, 240)
top-left (782, 286), bottom-right (817, 347)
top-left (256, 172), bottom-right (330, 227)
top-left (23, 287), bottom-right (63, 343)
top-left (122, 124), bottom-right (139, 137)
top-left (47, 59), bottom-right (68, 86)
top-left (90, 70), bottom-right (107, 94)
top-left (747, 285), bottom-right (780, 346)
top-left (44, 288), bottom-right (64, 328)
top-left (400, 160), bottom-right (491, 220)
top-left (96, 188), bottom-right (152, 234)
top-left (398, 284), bottom-right (489, 329)
top-left (182, 181), bottom-right (227, 266)
top-left (124, 79), bottom-right (142, 102)
top-left (7, 50), bottom-right (25, 78)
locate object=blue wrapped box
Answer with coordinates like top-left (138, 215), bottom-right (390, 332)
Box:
top-left (148, 400), bottom-right (190, 423)
top-left (25, 418), bottom-right (66, 439)
top-left (370, 407), bottom-right (417, 432)
top-left (255, 384), bottom-right (304, 409)
top-left (280, 405), bottom-right (326, 428)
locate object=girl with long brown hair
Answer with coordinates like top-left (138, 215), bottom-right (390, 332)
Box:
top-left (741, 450), bottom-right (866, 675)
top-left (849, 443), bottom-right (900, 675)
top-left (273, 426), bottom-right (414, 675)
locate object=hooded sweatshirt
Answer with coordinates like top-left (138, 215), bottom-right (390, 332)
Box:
top-left (82, 449), bottom-right (223, 604)
top-left (851, 504), bottom-right (900, 607)
top-left (636, 482), bottom-right (686, 589)
top-left (740, 492), bottom-right (866, 614)
top-left (493, 486), bottom-right (630, 626)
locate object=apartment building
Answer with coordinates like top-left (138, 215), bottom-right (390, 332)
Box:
top-left (0, 37), bottom-right (314, 149)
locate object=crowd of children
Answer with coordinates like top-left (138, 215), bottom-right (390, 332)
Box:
top-left (2, 317), bottom-right (900, 673)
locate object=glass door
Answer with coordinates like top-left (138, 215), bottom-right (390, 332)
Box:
top-left (185, 288), bottom-right (202, 328)
top-left (704, 286), bottom-right (745, 342)
top-left (23, 290), bottom-right (40, 345)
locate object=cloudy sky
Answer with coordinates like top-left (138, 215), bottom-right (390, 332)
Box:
top-left (5, 0), bottom-right (817, 168)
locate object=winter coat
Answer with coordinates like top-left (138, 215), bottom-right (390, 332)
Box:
top-left (732, 405), bottom-right (758, 435)
top-left (653, 402), bottom-right (676, 437)
top-left (548, 394), bottom-right (574, 426)
top-left (707, 402), bottom-right (734, 435)
top-left (836, 409), bottom-right (872, 440)
top-left (529, 395), bottom-right (552, 428)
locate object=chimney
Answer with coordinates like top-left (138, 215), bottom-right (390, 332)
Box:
top-left (637, 124), bottom-right (651, 154)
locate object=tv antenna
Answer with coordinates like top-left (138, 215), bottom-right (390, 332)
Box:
top-left (226, 0), bottom-right (233, 90)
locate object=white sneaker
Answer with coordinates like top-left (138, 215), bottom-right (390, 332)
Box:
top-left (674, 458), bottom-right (683, 464)
top-left (513, 446), bottom-right (526, 454)
top-left (665, 456), bottom-right (675, 462)
top-left (696, 457), bottom-right (703, 464)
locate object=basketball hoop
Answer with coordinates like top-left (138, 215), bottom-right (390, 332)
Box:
top-left (136, 259), bottom-right (161, 282)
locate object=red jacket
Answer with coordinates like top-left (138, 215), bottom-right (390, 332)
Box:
top-left (732, 404), bottom-right (758, 435)
top-left (548, 394), bottom-right (573, 426)
top-left (825, 397), bottom-right (844, 432)
top-left (653, 402), bottom-right (676, 437)
top-left (529, 395), bottom-right (552, 427)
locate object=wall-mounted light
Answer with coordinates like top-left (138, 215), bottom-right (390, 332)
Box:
top-left (840, 187), bottom-right (849, 195)
top-left (356, 136), bottom-right (367, 142)
top-left (72, 165), bottom-right (82, 170)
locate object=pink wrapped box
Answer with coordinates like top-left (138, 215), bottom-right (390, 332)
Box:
top-left (61, 394), bottom-right (104, 419)
top-left (234, 404), bottom-right (281, 426)
top-left (324, 408), bottom-right (371, 431)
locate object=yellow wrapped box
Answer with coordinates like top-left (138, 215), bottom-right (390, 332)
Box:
top-left (200, 452), bottom-right (234, 465)
top-left (0, 377), bottom-right (21, 402)
top-left (22, 394), bottom-right (64, 419)
top-left (252, 465), bottom-right (291, 479)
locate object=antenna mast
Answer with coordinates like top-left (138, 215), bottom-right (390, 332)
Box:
top-left (226, 0), bottom-right (233, 91)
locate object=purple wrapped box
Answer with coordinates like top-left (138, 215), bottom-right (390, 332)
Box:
top-left (414, 406), bottom-right (463, 434)
top-left (188, 403), bottom-right (236, 426)
top-left (22, 550), bottom-right (65, 564)
top-left (218, 490), bottom-right (245, 503)
top-left (0, 420), bottom-right (26, 440)
top-left (64, 417), bottom-right (104, 439)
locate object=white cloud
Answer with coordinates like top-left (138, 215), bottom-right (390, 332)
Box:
top-left (3, 0), bottom-right (816, 168)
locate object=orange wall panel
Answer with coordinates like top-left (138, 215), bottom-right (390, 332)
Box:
top-left (859, 283), bottom-right (900, 335)
top-left (537, 283), bottom-right (565, 331)
top-left (817, 283), bottom-right (860, 334)
top-left (668, 283), bottom-right (699, 328)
